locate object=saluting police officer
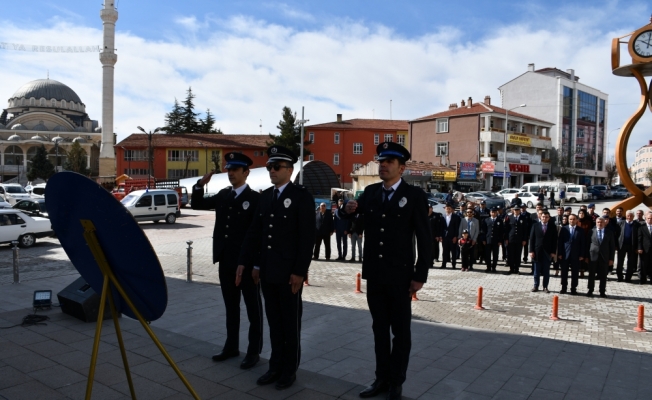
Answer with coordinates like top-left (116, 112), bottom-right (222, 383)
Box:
top-left (505, 205), bottom-right (529, 275)
top-left (238, 145), bottom-right (314, 390)
top-left (344, 142), bottom-right (432, 400)
top-left (191, 152), bottom-right (263, 369)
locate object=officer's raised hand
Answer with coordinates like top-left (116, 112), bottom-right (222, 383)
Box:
top-left (345, 200), bottom-right (358, 214)
top-left (198, 170), bottom-right (215, 186)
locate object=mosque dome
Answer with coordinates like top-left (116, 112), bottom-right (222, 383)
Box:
top-left (52, 125), bottom-right (67, 132)
top-left (8, 134), bottom-right (22, 141)
top-left (94, 126), bottom-right (102, 133)
top-left (32, 121), bottom-right (48, 131)
top-left (31, 135), bottom-right (46, 141)
top-left (52, 135), bottom-right (64, 143)
top-left (10, 79), bottom-right (83, 105)
top-left (72, 136), bottom-right (87, 143)
top-left (11, 124), bottom-right (26, 130)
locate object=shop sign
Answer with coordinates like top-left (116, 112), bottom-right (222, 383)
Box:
top-left (481, 161), bottom-right (495, 173)
top-left (542, 168), bottom-right (550, 174)
top-left (432, 171), bottom-right (457, 181)
top-left (507, 134), bottom-right (532, 147)
top-left (493, 172), bottom-right (511, 178)
top-left (404, 169), bottom-right (430, 176)
top-left (509, 164), bottom-right (530, 173)
top-left (457, 162), bottom-right (478, 180)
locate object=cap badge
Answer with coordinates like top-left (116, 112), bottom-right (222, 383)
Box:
top-left (243, 201), bottom-right (250, 210)
top-left (230, 154), bottom-right (234, 159)
top-left (284, 198), bottom-right (292, 208)
top-left (383, 143), bottom-right (388, 149)
top-left (271, 147), bottom-right (278, 154)
top-left (399, 197), bottom-right (407, 208)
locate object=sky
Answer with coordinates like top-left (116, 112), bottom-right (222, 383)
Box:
top-left (1, 0), bottom-right (651, 166)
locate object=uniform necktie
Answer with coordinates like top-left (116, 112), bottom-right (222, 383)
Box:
top-left (383, 188), bottom-right (394, 203)
top-left (272, 188), bottom-right (279, 204)
top-left (228, 190), bottom-right (236, 200)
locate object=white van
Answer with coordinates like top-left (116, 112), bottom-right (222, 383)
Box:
top-left (566, 184), bottom-right (590, 203)
top-left (520, 182), bottom-right (567, 201)
top-left (120, 189), bottom-right (180, 224)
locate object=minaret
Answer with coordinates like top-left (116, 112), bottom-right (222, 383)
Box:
top-left (99, 1), bottom-right (118, 177)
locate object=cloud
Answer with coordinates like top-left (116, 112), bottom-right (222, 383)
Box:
top-left (0, 7), bottom-right (650, 168)
top-left (266, 2), bottom-right (316, 23)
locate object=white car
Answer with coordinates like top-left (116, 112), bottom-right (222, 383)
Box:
top-left (496, 189), bottom-right (522, 203)
top-left (515, 192), bottom-right (540, 208)
top-left (0, 183), bottom-right (31, 205)
top-left (0, 209), bottom-right (54, 247)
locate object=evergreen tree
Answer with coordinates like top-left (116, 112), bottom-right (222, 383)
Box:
top-left (27, 145), bottom-right (55, 181)
top-left (267, 106), bottom-right (311, 158)
top-left (181, 87), bottom-right (200, 133)
top-left (199, 109), bottom-right (222, 134)
top-left (63, 141), bottom-right (90, 175)
top-left (162, 99), bottom-right (184, 134)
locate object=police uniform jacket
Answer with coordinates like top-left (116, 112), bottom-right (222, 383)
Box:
top-left (191, 184), bottom-right (260, 265)
top-left (351, 180), bottom-right (432, 285)
top-left (239, 182), bottom-right (315, 284)
top-left (505, 214), bottom-right (529, 243)
top-left (482, 216), bottom-right (504, 245)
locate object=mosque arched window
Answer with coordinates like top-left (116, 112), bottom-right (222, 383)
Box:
top-left (26, 146), bottom-right (40, 163)
top-left (4, 145), bottom-right (24, 166)
top-left (30, 98), bottom-right (35, 106)
top-left (51, 99), bottom-right (56, 107)
top-left (61, 100), bottom-right (67, 108)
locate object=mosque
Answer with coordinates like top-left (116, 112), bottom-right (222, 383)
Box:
top-left (0, 78), bottom-right (101, 183)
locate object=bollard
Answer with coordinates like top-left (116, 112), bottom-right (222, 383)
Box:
top-left (550, 295), bottom-right (560, 321)
top-left (355, 272), bottom-right (363, 293)
top-left (634, 304), bottom-right (647, 332)
top-left (12, 241), bottom-right (19, 284)
top-left (186, 241), bottom-right (193, 283)
top-left (411, 292), bottom-right (419, 301)
top-left (304, 272), bottom-right (310, 286)
top-left (474, 286), bottom-right (485, 310)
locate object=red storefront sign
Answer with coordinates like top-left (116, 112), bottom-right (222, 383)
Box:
top-left (509, 164), bottom-right (530, 173)
top-left (481, 161), bottom-right (495, 173)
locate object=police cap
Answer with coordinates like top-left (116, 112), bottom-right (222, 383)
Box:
top-left (376, 142), bottom-right (411, 162)
top-left (224, 152), bottom-right (253, 169)
top-left (267, 145), bottom-right (298, 164)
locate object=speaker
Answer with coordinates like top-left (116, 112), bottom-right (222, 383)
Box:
top-left (57, 277), bottom-right (114, 322)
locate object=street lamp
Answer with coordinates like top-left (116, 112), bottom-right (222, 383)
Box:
top-left (503, 104), bottom-right (526, 189)
top-left (137, 126), bottom-right (161, 189)
top-left (294, 106), bottom-right (309, 185)
top-left (120, 146), bottom-right (131, 176)
top-left (607, 127), bottom-right (620, 161)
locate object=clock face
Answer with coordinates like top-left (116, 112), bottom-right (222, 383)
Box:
top-left (633, 30), bottom-right (652, 58)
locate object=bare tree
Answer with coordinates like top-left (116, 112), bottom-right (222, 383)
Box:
top-left (605, 157), bottom-right (618, 186)
top-left (645, 168), bottom-right (652, 186)
top-left (550, 147), bottom-right (575, 182)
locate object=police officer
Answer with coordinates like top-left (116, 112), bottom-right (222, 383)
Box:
top-left (505, 206), bottom-right (528, 274)
top-left (344, 142), bottom-right (431, 400)
top-left (482, 207), bottom-right (504, 272)
top-left (475, 201), bottom-right (490, 263)
top-left (191, 152), bottom-right (263, 369)
top-left (238, 145), bottom-right (314, 390)
top-left (521, 204), bottom-right (532, 264)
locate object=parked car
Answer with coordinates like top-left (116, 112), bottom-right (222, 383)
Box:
top-left (588, 188), bottom-right (605, 200)
top-left (25, 183), bottom-right (46, 198)
top-left (566, 185), bottom-right (591, 203)
top-left (0, 184), bottom-right (31, 205)
top-left (497, 188), bottom-right (523, 203)
top-left (588, 185), bottom-right (612, 198)
top-left (514, 192), bottom-right (540, 208)
top-left (13, 198), bottom-right (48, 218)
top-left (613, 188), bottom-right (631, 199)
top-left (427, 199), bottom-right (447, 215)
top-left (464, 191), bottom-right (510, 209)
top-left (0, 209), bottom-right (54, 247)
top-left (0, 198), bottom-right (11, 209)
top-left (120, 189), bottom-right (180, 224)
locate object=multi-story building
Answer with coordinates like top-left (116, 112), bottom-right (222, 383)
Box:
top-left (499, 64), bottom-right (609, 185)
top-left (305, 115), bottom-right (409, 187)
top-left (632, 140), bottom-right (652, 187)
top-left (409, 96), bottom-right (554, 190)
top-left (115, 134), bottom-right (268, 180)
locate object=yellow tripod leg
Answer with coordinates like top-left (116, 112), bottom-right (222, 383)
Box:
top-left (107, 288), bottom-right (137, 399)
top-left (80, 220), bottom-right (200, 400)
top-left (85, 273), bottom-right (109, 400)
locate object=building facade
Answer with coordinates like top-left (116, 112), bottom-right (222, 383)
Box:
top-left (410, 96), bottom-right (554, 191)
top-left (0, 79), bottom-right (101, 183)
top-left (499, 64), bottom-right (609, 185)
top-left (632, 140), bottom-right (652, 187)
top-left (115, 134), bottom-right (269, 180)
top-left (305, 115), bottom-right (409, 188)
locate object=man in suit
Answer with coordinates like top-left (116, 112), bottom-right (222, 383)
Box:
top-left (334, 199), bottom-right (351, 260)
top-left (521, 204), bottom-right (532, 264)
top-left (344, 142), bottom-right (431, 400)
top-left (192, 152), bottom-right (263, 369)
top-left (459, 209), bottom-right (479, 270)
top-left (636, 209), bottom-right (646, 225)
top-left (482, 207), bottom-right (504, 272)
top-left (429, 205), bottom-right (443, 265)
top-left (474, 201), bottom-right (490, 263)
top-left (557, 214), bottom-right (585, 294)
top-left (440, 202), bottom-right (461, 269)
top-left (510, 193), bottom-right (523, 208)
top-left (637, 212), bottom-right (652, 284)
top-left (238, 145), bottom-right (314, 389)
top-left (587, 217), bottom-right (616, 297)
top-left (529, 211), bottom-right (558, 292)
top-left (505, 206), bottom-right (528, 275)
top-left (314, 203), bottom-right (334, 260)
top-left (551, 207), bottom-right (565, 275)
top-left (617, 210), bottom-right (639, 282)
top-left (349, 211), bottom-right (365, 262)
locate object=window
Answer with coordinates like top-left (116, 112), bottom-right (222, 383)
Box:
top-left (154, 195), bottom-right (166, 206)
top-left (384, 134), bottom-right (393, 142)
top-left (168, 169), bottom-right (199, 179)
top-left (397, 134), bottom-right (405, 146)
top-left (353, 143), bottom-right (363, 154)
top-left (578, 129), bottom-right (585, 138)
top-left (374, 134), bottom-right (380, 145)
top-left (61, 100), bottom-right (67, 109)
top-left (436, 142), bottom-right (449, 156)
top-left (437, 118), bottom-right (449, 133)
top-left (353, 163), bottom-right (363, 171)
top-left (167, 194), bottom-right (177, 205)
top-left (51, 99), bottom-right (56, 107)
top-left (30, 98), bottom-right (35, 106)
top-left (333, 153), bottom-right (340, 165)
top-left (168, 150), bottom-right (199, 161)
top-left (576, 144), bottom-right (584, 154)
top-left (124, 168), bottom-right (148, 176)
top-left (40, 98), bottom-right (45, 106)
top-left (309, 132), bottom-right (314, 143)
top-left (308, 154), bottom-right (314, 161)
top-left (125, 150), bottom-right (149, 161)
top-left (334, 132), bottom-right (340, 144)
top-left (136, 195), bottom-right (152, 207)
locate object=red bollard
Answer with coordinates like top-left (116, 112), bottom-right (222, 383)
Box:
top-left (634, 304), bottom-right (647, 332)
top-left (412, 292), bottom-right (419, 301)
top-left (355, 272), bottom-right (362, 293)
top-left (550, 295), bottom-right (560, 321)
top-left (474, 287), bottom-right (485, 310)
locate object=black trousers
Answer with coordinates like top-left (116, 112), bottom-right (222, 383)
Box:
top-left (366, 281), bottom-right (412, 385)
top-left (639, 252), bottom-right (652, 284)
top-left (442, 239), bottom-right (457, 268)
top-left (461, 246), bottom-right (473, 269)
top-left (523, 241), bottom-right (529, 261)
top-left (560, 259), bottom-right (580, 290)
top-left (432, 240), bottom-right (440, 262)
top-left (588, 260), bottom-right (608, 293)
top-left (335, 231), bottom-right (348, 258)
top-left (219, 262), bottom-right (263, 356)
top-left (314, 232), bottom-right (331, 259)
top-left (507, 241), bottom-right (523, 272)
top-left (485, 242), bottom-right (500, 270)
top-left (617, 243), bottom-right (637, 280)
top-left (261, 281), bottom-right (303, 376)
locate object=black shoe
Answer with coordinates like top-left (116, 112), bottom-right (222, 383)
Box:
top-left (359, 379), bottom-right (389, 398)
top-left (439, 266), bottom-right (447, 269)
top-left (531, 287), bottom-right (539, 292)
top-left (240, 354), bottom-right (260, 369)
top-left (257, 370), bottom-right (281, 385)
top-left (543, 288), bottom-right (550, 294)
top-left (600, 293), bottom-right (607, 298)
top-left (560, 288), bottom-right (567, 294)
top-left (212, 349), bottom-right (239, 362)
top-left (275, 374), bottom-right (296, 390)
top-left (570, 289), bottom-right (577, 295)
top-left (387, 384), bottom-right (403, 400)
top-left (587, 291), bottom-right (594, 297)
top-left (485, 268), bottom-right (491, 273)
top-left (492, 268), bottom-right (497, 272)
top-left (359, 257), bottom-right (363, 262)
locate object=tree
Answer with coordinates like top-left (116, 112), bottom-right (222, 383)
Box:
top-left (199, 109), bottom-right (223, 134)
top-left (181, 87), bottom-right (200, 133)
top-left (63, 141), bottom-right (90, 175)
top-left (27, 145), bottom-right (54, 181)
top-left (645, 168), bottom-right (652, 185)
top-left (162, 99), bottom-right (184, 134)
top-left (550, 147), bottom-right (575, 182)
top-left (605, 157), bottom-right (618, 186)
top-left (267, 106), bottom-right (311, 158)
